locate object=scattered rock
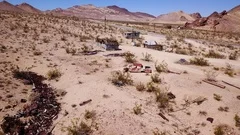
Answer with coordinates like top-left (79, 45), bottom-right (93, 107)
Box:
top-left (20, 99), bottom-right (27, 103)
top-left (207, 117), bottom-right (214, 123)
top-left (237, 95), bottom-right (240, 100)
top-left (6, 94), bottom-right (13, 98)
top-left (71, 104), bottom-right (77, 108)
top-left (167, 92), bottom-right (176, 99)
top-left (5, 105), bottom-right (11, 109)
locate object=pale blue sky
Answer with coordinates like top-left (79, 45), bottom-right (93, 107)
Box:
top-left (5, 0), bottom-right (240, 17)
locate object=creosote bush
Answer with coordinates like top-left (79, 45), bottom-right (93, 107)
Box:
top-left (62, 118), bottom-right (92, 135)
top-left (213, 94), bottom-right (222, 101)
top-left (135, 82), bottom-right (146, 91)
top-left (47, 68), bottom-right (62, 80)
top-left (190, 57), bottom-right (209, 66)
top-left (110, 71), bottom-right (133, 86)
top-left (124, 51), bottom-right (136, 63)
top-left (234, 114), bottom-right (240, 127)
top-left (204, 70), bottom-right (219, 81)
top-left (142, 52), bottom-right (152, 62)
top-left (84, 110), bottom-right (96, 120)
top-left (66, 47), bottom-right (77, 55)
top-left (205, 50), bottom-right (225, 59)
top-left (133, 103), bottom-right (142, 115)
top-left (155, 61), bottom-right (168, 73)
top-left (155, 87), bottom-right (170, 109)
top-left (224, 63), bottom-right (234, 77)
top-left (229, 51), bottom-right (239, 60)
top-left (151, 73), bottom-right (162, 83)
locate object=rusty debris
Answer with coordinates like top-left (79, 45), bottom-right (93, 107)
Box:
top-left (222, 81), bottom-right (240, 90)
top-left (1, 71), bottom-right (61, 135)
top-left (79, 99), bottom-right (92, 106)
top-left (202, 79), bottom-right (226, 89)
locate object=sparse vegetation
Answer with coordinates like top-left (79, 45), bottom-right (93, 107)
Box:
top-left (110, 71), bottom-right (133, 86)
top-left (190, 57), bottom-right (209, 66)
top-left (213, 94), bottom-right (222, 101)
top-left (199, 111), bottom-right (207, 116)
top-left (135, 82), bottom-right (146, 91)
top-left (205, 50), bottom-right (225, 59)
top-left (47, 68), bottom-right (62, 80)
top-left (142, 52), bottom-right (153, 61)
top-left (218, 106), bottom-right (229, 112)
top-left (224, 63), bottom-right (235, 77)
top-left (229, 51), bottom-right (239, 60)
top-left (84, 110), bottom-right (96, 120)
top-left (151, 73), bottom-right (163, 83)
top-left (155, 61), bottom-right (168, 73)
top-left (62, 118), bottom-right (93, 135)
top-left (155, 87), bottom-right (170, 109)
top-left (66, 47), bottom-right (77, 55)
top-left (133, 103), bottom-right (143, 115)
top-left (124, 51), bottom-right (136, 63)
top-left (234, 114), bottom-right (240, 127)
top-left (204, 70), bottom-right (219, 81)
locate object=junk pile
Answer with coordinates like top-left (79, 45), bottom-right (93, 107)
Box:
top-left (176, 59), bottom-right (189, 65)
top-left (124, 62), bottom-right (152, 73)
top-left (1, 71), bottom-right (61, 135)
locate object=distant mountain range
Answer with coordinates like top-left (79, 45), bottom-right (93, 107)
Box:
top-left (0, 1), bottom-right (240, 32)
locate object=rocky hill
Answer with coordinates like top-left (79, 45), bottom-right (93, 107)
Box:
top-left (151, 11), bottom-right (195, 24)
top-left (0, 1), bottom-right (25, 12)
top-left (16, 3), bottom-right (41, 14)
top-left (186, 5), bottom-right (240, 32)
top-left (48, 5), bottom-right (155, 22)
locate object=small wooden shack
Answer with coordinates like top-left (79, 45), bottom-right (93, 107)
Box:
top-left (96, 38), bottom-right (120, 51)
top-left (124, 31), bottom-right (140, 39)
top-left (143, 40), bottom-right (163, 51)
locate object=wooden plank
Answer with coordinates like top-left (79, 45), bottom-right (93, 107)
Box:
top-left (79, 99), bottom-right (92, 106)
top-left (202, 80), bottom-right (226, 89)
top-left (222, 81), bottom-right (240, 90)
top-left (158, 113), bottom-right (169, 122)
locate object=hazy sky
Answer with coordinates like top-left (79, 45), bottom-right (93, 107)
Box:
top-left (5, 0), bottom-right (240, 17)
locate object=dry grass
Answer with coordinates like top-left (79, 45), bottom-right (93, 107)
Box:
top-left (224, 63), bottom-right (235, 77)
top-left (155, 61), bottom-right (168, 73)
top-left (46, 68), bottom-right (62, 80)
top-left (110, 71), bottom-right (133, 86)
top-left (142, 52), bottom-right (153, 62)
top-left (155, 87), bottom-right (171, 109)
top-left (135, 82), bottom-right (146, 91)
top-left (151, 73), bottom-right (163, 83)
top-left (204, 70), bottom-right (219, 81)
top-left (133, 103), bottom-right (143, 115)
top-left (190, 57), bottom-right (209, 66)
top-left (62, 118), bottom-right (92, 135)
top-left (124, 52), bottom-right (136, 63)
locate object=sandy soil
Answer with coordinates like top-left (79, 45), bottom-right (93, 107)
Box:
top-left (0, 11), bottom-right (240, 135)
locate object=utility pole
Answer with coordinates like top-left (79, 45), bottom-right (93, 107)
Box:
top-left (104, 16), bottom-right (106, 33)
top-left (131, 27), bottom-right (134, 43)
top-left (154, 23), bottom-right (156, 33)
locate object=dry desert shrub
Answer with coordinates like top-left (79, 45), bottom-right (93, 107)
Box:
top-left (84, 110), bottom-right (96, 120)
top-left (205, 50), bottom-right (225, 59)
top-left (151, 73), bottom-right (163, 83)
top-left (133, 103), bottom-right (143, 115)
top-left (47, 68), bottom-right (62, 80)
top-left (224, 63), bottom-right (235, 77)
top-left (214, 124), bottom-right (235, 135)
top-left (213, 94), bottom-right (222, 101)
top-left (190, 57), bottom-right (209, 66)
top-left (110, 71), bottom-right (133, 86)
top-left (142, 52), bottom-right (153, 62)
top-left (155, 87), bottom-right (171, 109)
top-left (218, 106), bottom-right (229, 112)
top-left (65, 47), bottom-right (77, 55)
top-left (135, 82), bottom-right (146, 91)
top-left (234, 114), bottom-right (240, 127)
top-left (229, 51), bottom-right (239, 60)
top-left (124, 51), bottom-right (136, 63)
top-left (61, 118), bottom-right (92, 135)
top-left (203, 70), bottom-right (219, 81)
top-left (155, 61), bottom-right (168, 73)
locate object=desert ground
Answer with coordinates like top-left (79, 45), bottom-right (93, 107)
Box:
top-left (0, 11), bottom-right (240, 135)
